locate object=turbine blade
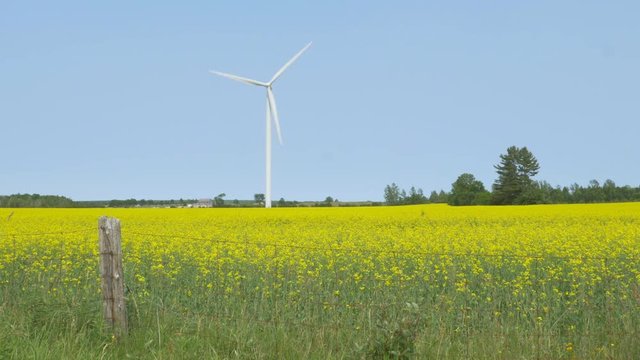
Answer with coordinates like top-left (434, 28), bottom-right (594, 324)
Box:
top-left (209, 71), bottom-right (267, 87)
top-left (267, 88), bottom-right (283, 145)
top-left (269, 42), bottom-right (312, 84)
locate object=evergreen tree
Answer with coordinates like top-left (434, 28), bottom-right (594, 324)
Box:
top-left (492, 146), bottom-right (540, 205)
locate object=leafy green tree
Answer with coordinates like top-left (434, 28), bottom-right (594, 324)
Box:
top-left (438, 190), bottom-right (449, 203)
top-left (585, 180), bottom-right (605, 203)
top-left (561, 186), bottom-right (571, 203)
top-left (405, 186), bottom-right (427, 204)
top-left (254, 194), bottom-right (265, 205)
top-left (602, 179), bottom-right (617, 202)
top-left (384, 183), bottom-right (402, 205)
top-left (448, 173), bottom-right (490, 206)
top-left (324, 196), bottom-right (334, 204)
top-left (214, 193), bottom-right (226, 207)
top-left (492, 146), bottom-right (540, 205)
top-left (427, 190), bottom-right (447, 203)
top-left (533, 181), bottom-right (567, 204)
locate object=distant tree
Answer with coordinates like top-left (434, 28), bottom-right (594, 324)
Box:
top-left (568, 183), bottom-right (582, 203)
top-left (278, 198), bottom-right (286, 207)
top-left (517, 181), bottom-right (547, 205)
top-left (603, 179), bottom-right (617, 202)
top-left (254, 193), bottom-right (265, 205)
top-left (561, 186), bottom-right (571, 203)
top-left (325, 196), bottom-right (334, 204)
top-left (384, 183), bottom-right (402, 205)
top-left (492, 146), bottom-right (541, 205)
top-left (449, 173), bottom-right (490, 206)
top-left (405, 186), bottom-right (428, 204)
top-left (233, 199), bottom-right (240, 205)
top-left (438, 190), bottom-right (449, 203)
top-left (585, 180), bottom-right (605, 203)
top-left (214, 193), bottom-right (226, 207)
top-left (533, 180), bottom-right (565, 204)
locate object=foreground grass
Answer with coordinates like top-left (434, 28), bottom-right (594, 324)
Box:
top-left (2, 290), bottom-right (637, 359)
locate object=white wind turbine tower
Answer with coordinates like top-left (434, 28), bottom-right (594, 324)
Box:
top-left (210, 42), bottom-right (312, 208)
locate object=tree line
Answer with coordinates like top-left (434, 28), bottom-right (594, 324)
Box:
top-left (4, 146), bottom-right (638, 208)
top-left (0, 195), bottom-right (201, 208)
top-left (0, 194), bottom-right (352, 208)
top-left (0, 194), bottom-right (75, 208)
top-left (385, 145), bottom-right (640, 206)
top-left (383, 184), bottom-right (449, 205)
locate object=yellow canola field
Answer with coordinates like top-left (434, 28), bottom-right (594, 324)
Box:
top-left (2, 203), bottom-right (639, 358)
top-left (1, 203), bottom-right (639, 324)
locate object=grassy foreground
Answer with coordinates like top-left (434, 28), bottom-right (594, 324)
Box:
top-left (1, 204), bottom-right (639, 359)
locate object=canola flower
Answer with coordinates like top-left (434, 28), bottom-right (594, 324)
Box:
top-left (0, 203), bottom-right (639, 357)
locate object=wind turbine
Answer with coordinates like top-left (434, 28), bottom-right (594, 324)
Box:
top-left (210, 42), bottom-right (312, 208)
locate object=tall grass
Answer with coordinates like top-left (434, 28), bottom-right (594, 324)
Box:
top-left (2, 251), bottom-right (638, 358)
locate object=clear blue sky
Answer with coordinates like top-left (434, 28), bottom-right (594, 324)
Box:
top-left (1, 1), bottom-right (638, 201)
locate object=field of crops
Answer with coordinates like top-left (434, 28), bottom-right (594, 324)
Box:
top-left (1, 203), bottom-right (639, 359)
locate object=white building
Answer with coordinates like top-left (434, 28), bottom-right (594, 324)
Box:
top-left (191, 199), bottom-right (213, 208)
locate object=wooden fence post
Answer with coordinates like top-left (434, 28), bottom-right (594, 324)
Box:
top-left (99, 216), bottom-right (128, 337)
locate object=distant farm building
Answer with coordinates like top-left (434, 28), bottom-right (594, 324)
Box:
top-left (190, 199), bottom-right (213, 208)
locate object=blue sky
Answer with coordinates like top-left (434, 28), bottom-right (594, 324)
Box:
top-left (1, 1), bottom-right (638, 201)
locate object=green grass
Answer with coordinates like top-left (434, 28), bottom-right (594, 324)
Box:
top-left (2, 253), bottom-right (639, 359)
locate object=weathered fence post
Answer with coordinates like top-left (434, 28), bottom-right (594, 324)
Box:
top-left (99, 216), bottom-right (128, 337)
